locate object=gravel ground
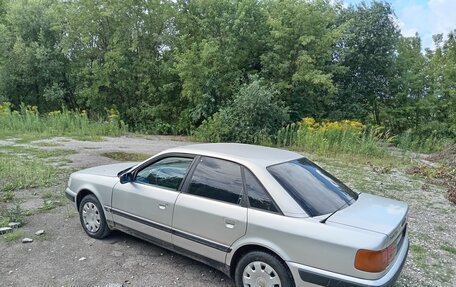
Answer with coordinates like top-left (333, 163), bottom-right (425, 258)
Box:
top-left (1, 135), bottom-right (455, 287)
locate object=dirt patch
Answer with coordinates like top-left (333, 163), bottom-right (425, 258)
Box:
top-left (36, 135), bottom-right (195, 169)
top-left (428, 144), bottom-right (456, 167)
top-left (447, 187), bottom-right (456, 204)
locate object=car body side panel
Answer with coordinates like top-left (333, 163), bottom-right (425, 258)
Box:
top-left (111, 182), bottom-right (180, 243)
top-left (287, 236), bottom-right (410, 287)
top-left (69, 173), bottom-right (119, 222)
top-left (172, 193), bottom-right (247, 263)
top-left (227, 209), bottom-right (389, 280)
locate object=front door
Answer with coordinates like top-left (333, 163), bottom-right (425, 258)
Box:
top-left (111, 156), bottom-right (194, 244)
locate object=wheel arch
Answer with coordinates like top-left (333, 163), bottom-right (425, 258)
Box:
top-left (228, 244), bottom-right (289, 278)
top-left (76, 187), bottom-right (100, 210)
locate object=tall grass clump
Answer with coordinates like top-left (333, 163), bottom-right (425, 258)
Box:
top-left (394, 130), bottom-right (453, 153)
top-left (274, 117), bottom-right (388, 157)
top-left (0, 102), bottom-right (127, 139)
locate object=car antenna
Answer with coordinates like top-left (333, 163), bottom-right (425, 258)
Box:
top-left (320, 203), bottom-right (347, 224)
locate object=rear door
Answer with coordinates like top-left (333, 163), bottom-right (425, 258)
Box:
top-left (172, 156), bottom-right (247, 263)
top-left (111, 156), bottom-right (194, 245)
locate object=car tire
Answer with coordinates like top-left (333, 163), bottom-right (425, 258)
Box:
top-left (234, 251), bottom-right (295, 287)
top-left (79, 194), bottom-right (110, 239)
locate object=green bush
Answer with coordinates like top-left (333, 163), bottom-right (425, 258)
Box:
top-left (193, 77), bottom-right (289, 143)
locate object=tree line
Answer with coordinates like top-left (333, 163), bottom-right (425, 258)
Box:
top-left (0, 0), bottom-right (454, 148)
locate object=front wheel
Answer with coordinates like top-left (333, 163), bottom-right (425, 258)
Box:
top-left (79, 194), bottom-right (110, 239)
top-left (234, 251), bottom-right (295, 287)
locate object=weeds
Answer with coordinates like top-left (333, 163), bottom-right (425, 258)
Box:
top-left (0, 204), bottom-right (26, 225)
top-left (407, 163), bottom-right (456, 204)
top-left (1, 191), bottom-right (15, 202)
top-left (0, 145), bottom-right (75, 192)
top-left (0, 102), bottom-right (127, 141)
top-left (272, 118), bottom-right (388, 157)
top-left (410, 244), bottom-right (428, 269)
top-left (441, 244), bottom-right (456, 255)
top-left (394, 130), bottom-right (453, 153)
top-left (2, 229), bottom-right (24, 242)
top-left (38, 199), bottom-right (64, 212)
top-left (0, 145), bottom-right (76, 158)
top-left (0, 150), bottom-right (57, 192)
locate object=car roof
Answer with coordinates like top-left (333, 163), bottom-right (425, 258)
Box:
top-left (164, 143), bottom-right (302, 168)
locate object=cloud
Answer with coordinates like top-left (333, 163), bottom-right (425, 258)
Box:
top-left (394, 0), bottom-right (456, 49)
top-left (342, 0), bottom-right (456, 49)
top-left (428, 0), bottom-right (456, 33)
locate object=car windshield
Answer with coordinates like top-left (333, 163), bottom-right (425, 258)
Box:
top-left (267, 158), bottom-right (358, 217)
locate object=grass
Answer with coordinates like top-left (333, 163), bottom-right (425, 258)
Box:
top-left (394, 130), bottom-right (453, 153)
top-left (0, 204), bottom-right (26, 226)
top-left (101, 151), bottom-right (150, 161)
top-left (34, 142), bottom-right (64, 147)
top-left (38, 192), bottom-right (66, 212)
top-left (0, 149), bottom-right (60, 192)
top-left (441, 244), bottom-right (456, 255)
top-left (0, 145), bottom-right (76, 158)
top-left (2, 230), bottom-right (24, 242)
top-left (0, 102), bottom-right (127, 142)
top-left (410, 244), bottom-right (428, 269)
top-left (1, 191), bottom-right (15, 202)
top-left (0, 145), bottom-right (76, 192)
top-left (41, 191), bottom-right (54, 200)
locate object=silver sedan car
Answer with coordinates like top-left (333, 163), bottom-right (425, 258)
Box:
top-left (65, 143), bottom-right (409, 287)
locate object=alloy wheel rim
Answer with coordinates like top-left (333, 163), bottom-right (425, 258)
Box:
top-left (82, 202), bottom-right (101, 233)
top-left (242, 261), bottom-right (281, 287)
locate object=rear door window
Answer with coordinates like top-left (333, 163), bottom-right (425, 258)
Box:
top-left (187, 157), bottom-right (243, 204)
top-left (244, 169), bottom-right (278, 213)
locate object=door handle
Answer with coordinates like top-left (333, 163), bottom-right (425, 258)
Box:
top-left (158, 203), bottom-right (167, 210)
top-left (225, 219), bottom-right (235, 229)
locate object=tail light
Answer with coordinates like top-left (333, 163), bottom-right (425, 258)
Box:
top-left (355, 243), bottom-right (397, 272)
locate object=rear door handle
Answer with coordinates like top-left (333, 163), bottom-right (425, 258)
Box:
top-left (225, 219), bottom-right (235, 229)
top-left (158, 203), bottom-right (167, 210)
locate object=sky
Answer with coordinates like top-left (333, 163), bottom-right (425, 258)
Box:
top-left (342, 0), bottom-right (456, 49)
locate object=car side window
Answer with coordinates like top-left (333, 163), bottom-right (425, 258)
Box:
top-left (187, 157), bottom-right (243, 204)
top-left (244, 169), bottom-right (278, 213)
top-left (136, 157), bottom-right (193, 190)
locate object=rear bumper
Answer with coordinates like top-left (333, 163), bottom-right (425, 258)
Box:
top-left (287, 237), bottom-right (409, 287)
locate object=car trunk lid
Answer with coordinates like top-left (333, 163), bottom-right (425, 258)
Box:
top-left (327, 193), bottom-right (408, 241)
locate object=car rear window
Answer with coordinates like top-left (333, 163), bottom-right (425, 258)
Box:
top-left (267, 158), bottom-right (358, 217)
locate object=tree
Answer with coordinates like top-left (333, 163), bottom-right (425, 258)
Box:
top-left (0, 0), bottom-right (70, 111)
top-left (174, 0), bottom-right (269, 125)
top-left (386, 34), bottom-right (427, 134)
top-left (58, 0), bottom-right (182, 132)
top-left (422, 31), bottom-right (456, 139)
top-left (260, 0), bottom-right (342, 120)
top-left (334, 1), bottom-right (400, 124)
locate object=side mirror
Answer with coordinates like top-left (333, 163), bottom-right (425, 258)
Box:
top-left (119, 172), bottom-right (134, 184)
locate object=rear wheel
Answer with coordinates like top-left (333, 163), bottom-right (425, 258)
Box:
top-left (79, 194), bottom-right (110, 239)
top-left (234, 251), bottom-right (294, 287)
